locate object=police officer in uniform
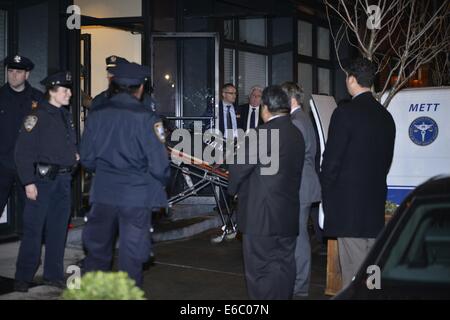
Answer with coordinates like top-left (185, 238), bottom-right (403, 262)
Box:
top-left (14, 71), bottom-right (78, 292)
top-left (90, 55), bottom-right (157, 113)
top-left (80, 61), bottom-right (170, 288)
top-left (0, 55), bottom-right (43, 225)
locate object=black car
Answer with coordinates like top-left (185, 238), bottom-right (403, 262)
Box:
top-left (335, 175), bottom-right (450, 299)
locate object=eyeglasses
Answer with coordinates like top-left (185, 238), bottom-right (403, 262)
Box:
top-left (224, 92), bottom-right (237, 95)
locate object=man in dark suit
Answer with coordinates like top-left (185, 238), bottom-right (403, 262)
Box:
top-left (237, 85), bottom-right (264, 132)
top-left (320, 58), bottom-right (396, 287)
top-left (281, 82), bottom-right (321, 297)
top-left (212, 83), bottom-right (239, 242)
top-left (217, 83), bottom-right (238, 140)
top-left (228, 85), bottom-right (305, 300)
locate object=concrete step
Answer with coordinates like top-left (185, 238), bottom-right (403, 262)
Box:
top-left (65, 205), bottom-right (224, 250)
top-left (167, 196), bottom-right (216, 220)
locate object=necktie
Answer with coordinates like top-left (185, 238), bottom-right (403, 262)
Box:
top-left (249, 107), bottom-right (256, 129)
top-left (226, 105), bottom-right (233, 133)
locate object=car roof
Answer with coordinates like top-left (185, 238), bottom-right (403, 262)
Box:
top-left (410, 175), bottom-right (450, 199)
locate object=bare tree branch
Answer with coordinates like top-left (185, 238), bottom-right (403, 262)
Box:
top-left (324, 0), bottom-right (450, 107)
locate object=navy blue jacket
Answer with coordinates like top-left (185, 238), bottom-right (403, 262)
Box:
top-left (0, 81), bottom-right (44, 169)
top-left (80, 92), bottom-right (170, 209)
top-left (90, 89), bottom-right (157, 113)
top-left (14, 101), bottom-right (78, 185)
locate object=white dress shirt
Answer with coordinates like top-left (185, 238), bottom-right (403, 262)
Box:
top-left (246, 105), bottom-right (260, 133)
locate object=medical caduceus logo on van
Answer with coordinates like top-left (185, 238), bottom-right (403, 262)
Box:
top-left (409, 117), bottom-right (439, 146)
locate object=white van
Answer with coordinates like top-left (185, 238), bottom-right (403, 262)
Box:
top-left (310, 87), bottom-right (450, 205)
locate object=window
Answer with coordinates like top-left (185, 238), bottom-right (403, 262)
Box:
top-left (298, 63), bottom-right (313, 98)
top-left (272, 52), bottom-right (293, 85)
top-left (318, 67), bottom-right (331, 95)
top-left (238, 52), bottom-right (267, 104)
top-left (382, 200), bottom-right (450, 285)
top-left (239, 18), bottom-right (266, 47)
top-left (317, 27), bottom-right (330, 60)
top-left (298, 20), bottom-right (312, 56)
top-left (224, 20), bottom-right (234, 41)
top-left (224, 48), bottom-right (235, 84)
top-left (297, 18), bottom-right (333, 96)
top-left (272, 17), bottom-right (292, 47)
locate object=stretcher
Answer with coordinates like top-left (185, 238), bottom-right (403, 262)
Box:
top-left (167, 146), bottom-right (237, 243)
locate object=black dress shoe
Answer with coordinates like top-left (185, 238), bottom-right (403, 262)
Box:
top-left (14, 280), bottom-right (29, 292)
top-left (43, 279), bottom-right (66, 289)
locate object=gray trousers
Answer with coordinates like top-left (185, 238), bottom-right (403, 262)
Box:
top-left (294, 202), bottom-right (312, 296)
top-left (338, 237), bottom-right (375, 288)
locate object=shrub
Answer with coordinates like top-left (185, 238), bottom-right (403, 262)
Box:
top-left (62, 271), bottom-right (146, 300)
top-left (385, 200), bottom-right (398, 216)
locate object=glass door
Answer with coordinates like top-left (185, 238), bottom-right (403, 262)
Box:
top-left (151, 33), bottom-right (219, 131)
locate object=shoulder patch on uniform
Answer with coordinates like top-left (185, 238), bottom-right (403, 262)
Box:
top-left (153, 121), bottom-right (166, 144)
top-left (24, 115), bottom-right (38, 132)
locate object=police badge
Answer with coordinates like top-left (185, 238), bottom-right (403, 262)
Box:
top-left (31, 101), bottom-right (38, 109)
top-left (153, 121), bottom-right (166, 144)
top-left (24, 115), bottom-right (38, 132)
top-left (14, 55), bottom-right (21, 63)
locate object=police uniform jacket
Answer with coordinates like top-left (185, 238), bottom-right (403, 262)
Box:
top-left (320, 92), bottom-right (396, 238)
top-left (0, 81), bottom-right (43, 170)
top-left (91, 90), bottom-right (156, 113)
top-left (228, 115), bottom-right (305, 236)
top-left (80, 92), bottom-right (170, 209)
top-left (14, 100), bottom-right (78, 185)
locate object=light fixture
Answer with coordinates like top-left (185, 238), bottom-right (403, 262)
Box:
top-left (164, 74), bottom-right (170, 80)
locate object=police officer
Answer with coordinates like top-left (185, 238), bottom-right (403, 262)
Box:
top-left (0, 55), bottom-right (43, 225)
top-left (14, 71), bottom-right (78, 292)
top-left (90, 55), bottom-right (157, 113)
top-left (89, 55), bottom-right (128, 110)
top-left (80, 61), bottom-right (170, 288)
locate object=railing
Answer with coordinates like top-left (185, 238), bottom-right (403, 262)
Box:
top-left (164, 116), bottom-right (214, 131)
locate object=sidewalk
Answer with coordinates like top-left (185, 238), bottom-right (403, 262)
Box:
top-left (0, 227), bottom-right (329, 300)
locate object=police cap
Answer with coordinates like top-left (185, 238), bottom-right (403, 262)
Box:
top-left (5, 54), bottom-right (34, 71)
top-left (40, 71), bottom-right (72, 87)
top-left (112, 62), bottom-right (150, 86)
top-left (106, 55), bottom-right (129, 71)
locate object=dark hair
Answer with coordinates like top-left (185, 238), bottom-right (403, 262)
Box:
top-left (44, 85), bottom-right (70, 101)
top-left (222, 83), bottom-right (235, 92)
top-left (107, 80), bottom-right (142, 99)
top-left (346, 58), bottom-right (377, 88)
top-left (261, 85), bottom-right (290, 114)
top-left (280, 81), bottom-right (304, 105)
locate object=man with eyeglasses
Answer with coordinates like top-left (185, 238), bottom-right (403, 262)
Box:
top-left (218, 83), bottom-right (238, 141)
top-left (209, 83), bottom-right (239, 243)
